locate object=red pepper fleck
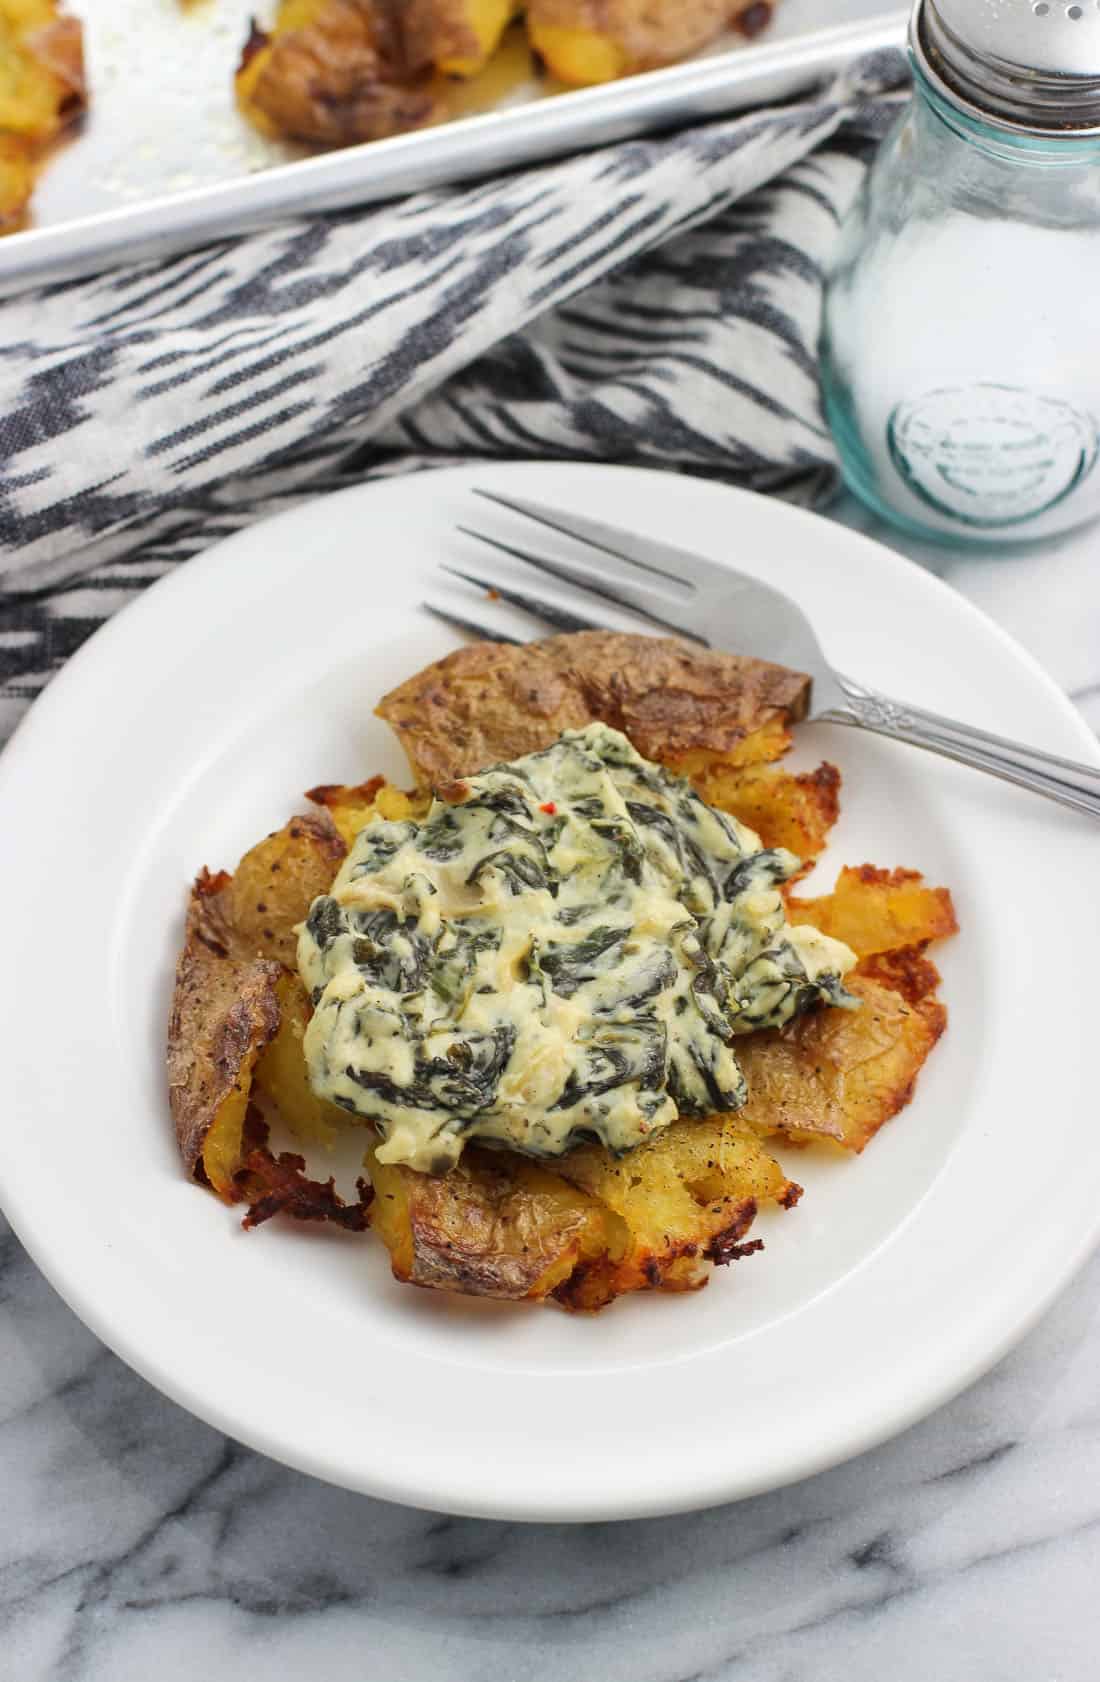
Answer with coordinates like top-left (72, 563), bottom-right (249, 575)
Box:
top-left (539, 801), bottom-right (557, 814)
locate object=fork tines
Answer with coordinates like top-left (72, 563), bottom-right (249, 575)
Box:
top-left (428, 489), bottom-right (707, 647)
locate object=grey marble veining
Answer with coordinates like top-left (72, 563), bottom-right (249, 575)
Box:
top-left (4, 500), bottom-right (1100, 1682)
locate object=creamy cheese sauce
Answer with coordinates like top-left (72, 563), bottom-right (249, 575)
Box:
top-left (298, 724), bottom-right (856, 1172)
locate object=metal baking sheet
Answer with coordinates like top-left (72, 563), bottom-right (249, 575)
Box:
top-left (1, 0), bottom-right (906, 292)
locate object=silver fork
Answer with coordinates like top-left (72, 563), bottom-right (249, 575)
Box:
top-left (424, 489), bottom-right (1100, 821)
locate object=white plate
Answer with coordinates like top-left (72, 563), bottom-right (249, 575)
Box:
top-left (2, 462), bottom-right (1098, 1523)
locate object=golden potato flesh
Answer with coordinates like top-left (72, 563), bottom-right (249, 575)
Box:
top-left (306, 776), bottom-right (430, 850)
top-left (552, 1114), bottom-right (799, 1309)
top-left (691, 760), bottom-right (841, 863)
top-left (236, 0), bottom-right (441, 146)
top-left (229, 812), bottom-right (345, 968)
top-left (253, 972), bottom-right (351, 1149)
top-left (0, 0), bottom-right (84, 138)
top-left (0, 132), bottom-right (31, 227)
top-left (404, 0), bottom-right (520, 76)
top-left (527, 0), bottom-right (761, 85)
top-left (167, 872), bottom-right (374, 1227)
top-left (786, 865), bottom-right (958, 959)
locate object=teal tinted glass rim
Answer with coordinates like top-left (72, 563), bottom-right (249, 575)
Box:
top-left (910, 0), bottom-right (1100, 142)
top-left (912, 57), bottom-right (1100, 156)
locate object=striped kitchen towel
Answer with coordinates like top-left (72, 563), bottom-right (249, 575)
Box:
top-left (0, 46), bottom-right (906, 743)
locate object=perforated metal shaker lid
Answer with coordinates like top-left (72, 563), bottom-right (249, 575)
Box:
top-left (912, 0), bottom-right (1100, 134)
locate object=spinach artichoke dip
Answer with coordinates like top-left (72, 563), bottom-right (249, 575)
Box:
top-left (298, 724), bottom-right (856, 1173)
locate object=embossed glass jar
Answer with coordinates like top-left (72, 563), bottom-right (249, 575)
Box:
top-left (820, 0), bottom-right (1100, 544)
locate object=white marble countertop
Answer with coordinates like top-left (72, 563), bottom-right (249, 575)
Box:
top-left (4, 490), bottom-right (1099, 1682)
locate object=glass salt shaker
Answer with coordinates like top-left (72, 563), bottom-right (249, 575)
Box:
top-left (820, 0), bottom-right (1100, 543)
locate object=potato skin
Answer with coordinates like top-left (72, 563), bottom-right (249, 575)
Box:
top-left (166, 870), bottom-right (283, 1196)
top-left (229, 812), bottom-right (345, 968)
top-left (376, 630), bottom-right (809, 790)
top-left (167, 811), bottom-right (347, 1193)
top-left (368, 1144), bottom-right (612, 1299)
top-left (236, 0), bottom-right (441, 146)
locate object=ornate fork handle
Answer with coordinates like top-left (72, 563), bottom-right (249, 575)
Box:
top-left (819, 674), bottom-right (1100, 820)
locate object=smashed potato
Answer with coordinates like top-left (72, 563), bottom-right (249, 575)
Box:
top-left (376, 630), bottom-right (809, 789)
top-left (369, 1144), bottom-right (612, 1298)
top-left (236, 0), bottom-right (441, 146)
top-left (167, 874), bottom-right (373, 1228)
top-left (738, 975), bottom-right (946, 1154)
top-left (235, 0), bottom-right (779, 150)
top-left (366, 1115), bottom-right (797, 1306)
top-left (551, 1116), bottom-right (799, 1308)
top-left (527, 0), bottom-right (772, 86)
top-left (0, 0), bottom-right (85, 230)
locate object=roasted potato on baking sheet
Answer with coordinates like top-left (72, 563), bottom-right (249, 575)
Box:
top-left (0, 0), bottom-right (85, 230)
top-left (236, 0), bottom-right (780, 149)
top-left (527, 0), bottom-right (773, 87)
top-left (167, 630), bottom-right (956, 1310)
top-left (405, 0), bottom-right (521, 76)
top-left (236, 0), bottom-right (442, 146)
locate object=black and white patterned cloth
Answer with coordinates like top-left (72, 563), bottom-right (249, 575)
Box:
top-left (0, 48), bottom-right (907, 744)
